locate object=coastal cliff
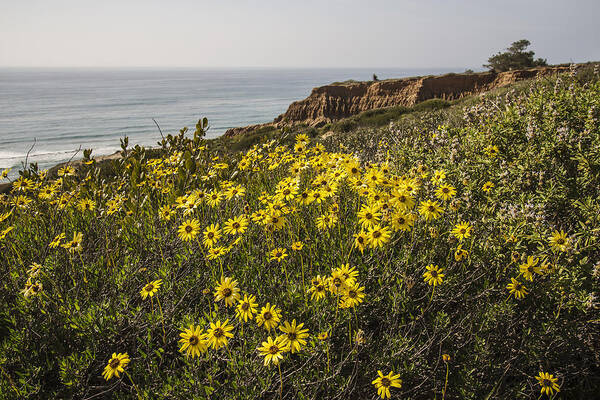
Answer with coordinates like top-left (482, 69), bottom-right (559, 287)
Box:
top-left (224, 66), bottom-right (571, 137)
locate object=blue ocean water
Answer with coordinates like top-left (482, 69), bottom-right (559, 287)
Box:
top-left (0, 67), bottom-right (455, 178)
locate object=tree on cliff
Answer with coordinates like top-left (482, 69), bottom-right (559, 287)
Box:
top-left (484, 39), bottom-right (547, 72)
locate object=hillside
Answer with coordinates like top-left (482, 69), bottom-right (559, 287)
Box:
top-left (0, 66), bottom-right (599, 399)
top-left (224, 65), bottom-right (573, 137)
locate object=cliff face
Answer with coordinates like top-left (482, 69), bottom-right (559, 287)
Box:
top-left (224, 66), bottom-right (571, 137)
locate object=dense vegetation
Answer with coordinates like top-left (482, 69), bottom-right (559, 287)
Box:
top-left (484, 39), bottom-right (547, 72)
top-left (0, 68), bottom-right (599, 399)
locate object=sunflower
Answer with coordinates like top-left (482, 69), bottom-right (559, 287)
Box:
top-left (256, 303), bottom-right (281, 331)
top-left (454, 244), bottom-right (469, 261)
top-left (418, 200), bottom-right (444, 221)
top-left (223, 215), bottom-right (249, 235)
top-left (257, 335), bottom-right (288, 366)
top-left (336, 264), bottom-right (358, 285)
top-left (178, 219), bottom-right (200, 242)
top-left (390, 212), bottom-right (415, 232)
top-left (372, 370), bottom-right (402, 399)
top-left (341, 281), bottom-right (365, 308)
top-left (269, 248), bottom-right (288, 262)
top-left (206, 190), bottom-right (223, 207)
top-left (236, 294), bottom-right (258, 322)
top-left (102, 353), bottom-right (130, 381)
top-left (357, 203), bottom-right (381, 229)
top-left (316, 213), bottom-right (337, 230)
top-left (423, 264), bottom-right (445, 286)
top-left (140, 279), bottom-right (163, 300)
top-left (206, 319), bottom-right (234, 349)
top-left (203, 223), bottom-right (222, 247)
top-left (214, 276), bottom-right (241, 306)
top-left (353, 231), bottom-right (369, 253)
top-left (291, 241), bottom-right (304, 251)
top-left (482, 181), bottom-right (495, 192)
top-left (435, 184), bottom-right (456, 201)
top-left (49, 232), bottom-right (65, 248)
top-left (548, 230), bottom-right (569, 252)
top-left (451, 222), bottom-right (472, 241)
top-left (62, 232), bottom-right (83, 253)
top-left (77, 198), bottom-right (96, 212)
top-left (367, 224), bottom-right (392, 248)
top-left (519, 256), bottom-right (540, 281)
top-left (536, 371), bottom-right (560, 396)
top-left (506, 278), bottom-right (528, 299)
top-left (178, 325), bottom-right (208, 358)
top-left (432, 169), bottom-right (446, 184)
top-left (278, 319), bottom-right (309, 353)
top-left (308, 275), bottom-right (327, 301)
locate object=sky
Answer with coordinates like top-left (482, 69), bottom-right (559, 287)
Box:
top-left (0, 0), bottom-right (598, 69)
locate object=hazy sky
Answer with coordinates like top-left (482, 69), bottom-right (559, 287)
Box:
top-left (1, 0), bottom-right (598, 68)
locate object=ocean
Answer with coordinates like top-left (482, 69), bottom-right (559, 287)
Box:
top-left (0, 67), bottom-right (455, 178)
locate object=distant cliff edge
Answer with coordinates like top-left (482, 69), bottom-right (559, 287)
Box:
top-left (224, 65), bottom-right (572, 137)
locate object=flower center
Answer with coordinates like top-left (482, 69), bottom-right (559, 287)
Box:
top-left (269, 345), bottom-right (279, 354)
top-left (381, 377), bottom-right (391, 387)
top-left (263, 312), bottom-right (272, 321)
top-left (185, 225), bottom-right (193, 233)
top-left (213, 328), bottom-right (224, 338)
top-left (109, 358), bottom-right (121, 369)
top-left (223, 288), bottom-right (232, 297)
top-left (189, 336), bottom-right (199, 345)
top-left (372, 231), bottom-right (381, 238)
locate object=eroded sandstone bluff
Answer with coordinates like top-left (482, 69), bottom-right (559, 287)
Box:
top-left (224, 66), bottom-right (571, 137)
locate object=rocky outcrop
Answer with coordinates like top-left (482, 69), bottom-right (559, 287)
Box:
top-left (224, 66), bottom-right (572, 137)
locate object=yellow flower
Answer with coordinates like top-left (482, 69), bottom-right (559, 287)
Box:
top-left (223, 215), bottom-right (249, 235)
top-left (341, 281), bottom-right (365, 308)
top-left (431, 169), bottom-right (446, 184)
top-left (317, 331), bottom-right (329, 341)
top-left (203, 223), bottom-right (222, 247)
top-left (257, 335), bottom-right (288, 366)
top-left (482, 181), bottom-right (495, 192)
top-left (140, 279), bottom-right (163, 300)
top-left (442, 354), bottom-right (451, 362)
top-left (316, 213), bottom-right (337, 230)
top-left (451, 222), bottom-right (472, 241)
top-left (269, 248), bottom-right (288, 262)
top-left (353, 231), bottom-right (368, 253)
top-left (49, 232), bottom-right (65, 248)
top-left (357, 203), bottom-right (381, 229)
top-left (519, 256), bottom-right (540, 281)
top-left (419, 200), bottom-right (444, 221)
top-left (278, 319), bottom-right (309, 353)
top-left (389, 188), bottom-right (415, 211)
top-left (454, 244), bottom-right (469, 261)
top-left (77, 198), bottom-right (96, 212)
top-left (214, 276), bottom-right (241, 306)
top-left (423, 264), bottom-right (444, 286)
top-left (367, 224), bottom-right (392, 248)
top-left (256, 303), bottom-right (282, 331)
top-left (308, 275), bottom-right (327, 301)
top-left (62, 232), bottom-right (83, 253)
top-left (291, 241), bottom-right (304, 251)
top-left (178, 219), bottom-right (200, 242)
top-left (206, 190), bottom-right (223, 207)
top-left (372, 370), bottom-right (402, 399)
top-left (548, 230), bottom-right (569, 252)
top-left (390, 211), bottom-right (415, 232)
top-left (102, 353), bottom-right (130, 381)
top-left (178, 325), bottom-right (208, 358)
top-left (435, 184), bottom-right (456, 201)
top-left (236, 294), bottom-right (258, 322)
top-left (484, 144), bottom-right (499, 158)
top-left (0, 226), bottom-right (14, 241)
top-left (506, 278), bottom-right (528, 299)
top-left (206, 319), bottom-right (234, 349)
top-left (536, 371), bottom-right (560, 396)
